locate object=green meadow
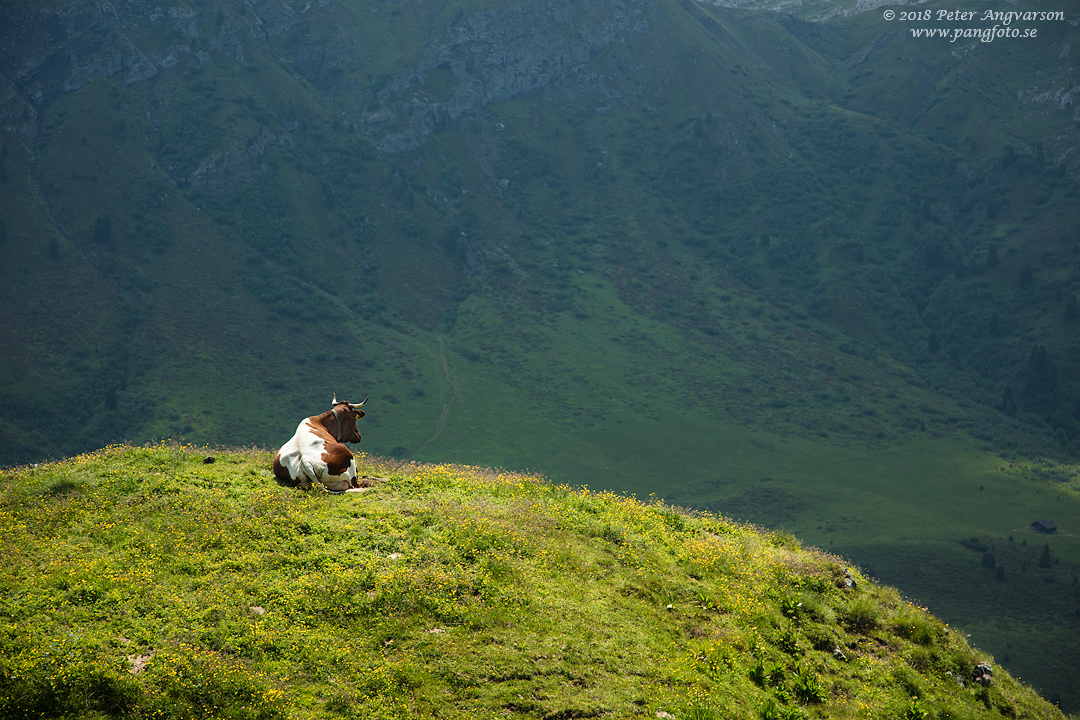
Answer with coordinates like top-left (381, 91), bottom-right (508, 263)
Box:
top-left (0, 444), bottom-right (1068, 719)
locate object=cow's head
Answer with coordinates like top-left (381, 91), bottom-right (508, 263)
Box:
top-left (330, 394), bottom-right (367, 443)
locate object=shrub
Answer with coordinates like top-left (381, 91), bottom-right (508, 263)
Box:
top-left (748, 660), bottom-right (788, 688)
top-left (749, 661), bottom-right (767, 686)
top-left (780, 595), bottom-right (802, 620)
top-left (761, 696), bottom-right (805, 720)
top-left (778, 626), bottom-right (802, 656)
top-left (903, 697), bottom-right (928, 720)
top-left (768, 661), bottom-right (787, 687)
top-left (793, 667), bottom-right (826, 704)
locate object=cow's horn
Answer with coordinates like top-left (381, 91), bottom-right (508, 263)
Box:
top-left (332, 393), bottom-right (338, 405)
top-left (350, 396), bottom-right (369, 409)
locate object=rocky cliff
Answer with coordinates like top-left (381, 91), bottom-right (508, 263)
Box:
top-left (363, 0), bottom-right (652, 152)
top-left (1, 0), bottom-right (654, 158)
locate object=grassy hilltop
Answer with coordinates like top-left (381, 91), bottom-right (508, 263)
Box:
top-left (0, 444), bottom-right (1067, 720)
top-left (3, 0), bottom-right (1080, 710)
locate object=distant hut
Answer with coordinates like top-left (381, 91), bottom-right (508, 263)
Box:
top-left (1031, 519), bottom-right (1058, 534)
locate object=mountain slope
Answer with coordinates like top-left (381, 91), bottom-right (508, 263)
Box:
top-left (0, 444), bottom-right (1066, 720)
top-left (2, 0), bottom-right (1078, 464)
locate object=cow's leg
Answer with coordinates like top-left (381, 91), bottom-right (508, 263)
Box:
top-left (320, 443), bottom-right (358, 494)
top-left (321, 475), bottom-right (352, 493)
top-left (298, 460), bottom-right (319, 491)
top-left (273, 453), bottom-right (300, 487)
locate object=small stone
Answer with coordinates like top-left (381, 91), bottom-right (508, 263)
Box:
top-left (249, 606), bottom-right (266, 615)
top-left (388, 553), bottom-right (403, 560)
top-left (202, 456), bottom-right (215, 464)
top-left (657, 713), bottom-right (676, 719)
top-left (128, 652), bottom-right (154, 674)
top-left (428, 628), bottom-right (445, 634)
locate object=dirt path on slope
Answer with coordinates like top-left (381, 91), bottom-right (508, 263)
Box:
top-left (410, 336), bottom-right (459, 458)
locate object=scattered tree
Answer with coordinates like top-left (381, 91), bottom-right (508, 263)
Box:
top-left (93, 213), bottom-right (112, 247)
top-left (925, 242), bottom-right (946, 268)
top-left (1018, 264), bottom-right (1034, 289)
top-left (1038, 543), bottom-right (1052, 569)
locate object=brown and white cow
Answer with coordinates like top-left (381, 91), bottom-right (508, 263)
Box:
top-left (273, 395), bottom-right (369, 492)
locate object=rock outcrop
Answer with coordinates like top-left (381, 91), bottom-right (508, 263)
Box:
top-left (1, 0), bottom-right (651, 155)
top-left (364, 0), bottom-right (651, 152)
top-left (0, 1), bottom-right (200, 107)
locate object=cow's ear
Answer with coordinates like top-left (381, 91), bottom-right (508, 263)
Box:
top-left (354, 410), bottom-right (365, 419)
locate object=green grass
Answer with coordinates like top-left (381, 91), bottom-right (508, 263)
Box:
top-left (3, 0), bottom-right (1080, 711)
top-left (0, 443), bottom-right (1068, 719)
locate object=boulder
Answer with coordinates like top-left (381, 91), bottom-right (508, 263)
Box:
top-left (973, 662), bottom-right (993, 687)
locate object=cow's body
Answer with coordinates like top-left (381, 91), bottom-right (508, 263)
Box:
top-left (273, 396), bottom-right (368, 492)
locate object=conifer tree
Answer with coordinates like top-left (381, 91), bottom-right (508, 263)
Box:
top-left (1039, 543), bottom-right (1052, 569)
